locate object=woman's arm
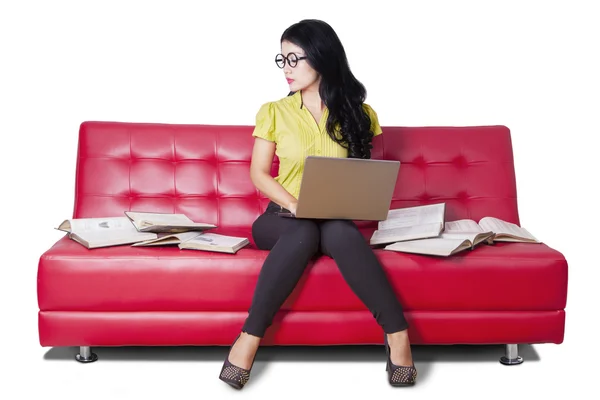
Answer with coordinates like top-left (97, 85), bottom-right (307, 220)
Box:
top-left (250, 137), bottom-right (298, 214)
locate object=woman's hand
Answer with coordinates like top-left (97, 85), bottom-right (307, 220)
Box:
top-left (286, 200), bottom-right (298, 216)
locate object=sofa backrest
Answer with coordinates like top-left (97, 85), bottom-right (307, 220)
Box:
top-left (72, 122), bottom-right (520, 231)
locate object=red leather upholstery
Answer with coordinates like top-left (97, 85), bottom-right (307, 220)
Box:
top-left (37, 122), bottom-right (568, 347)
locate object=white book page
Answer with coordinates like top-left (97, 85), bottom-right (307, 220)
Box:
top-left (184, 233), bottom-right (247, 247)
top-left (379, 203), bottom-right (445, 230)
top-left (371, 222), bottom-right (442, 244)
top-left (478, 217), bottom-right (539, 242)
top-left (440, 232), bottom-right (480, 242)
top-left (169, 232), bottom-right (203, 241)
top-left (385, 237), bottom-right (469, 255)
top-left (76, 230), bottom-right (156, 247)
top-left (444, 219), bottom-right (484, 233)
top-left (135, 231), bottom-right (201, 245)
top-left (76, 230), bottom-right (156, 241)
top-left (67, 217), bottom-right (138, 234)
top-left (126, 212), bottom-right (193, 225)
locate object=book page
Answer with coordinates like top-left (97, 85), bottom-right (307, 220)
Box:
top-left (182, 233), bottom-right (248, 248)
top-left (163, 231), bottom-right (202, 241)
top-left (370, 222), bottom-right (442, 245)
top-left (125, 211), bottom-right (193, 226)
top-left (441, 231), bottom-right (495, 246)
top-left (478, 217), bottom-right (540, 242)
top-left (72, 229), bottom-right (157, 248)
top-left (379, 203), bottom-right (445, 230)
top-left (440, 232), bottom-right (481, 242)
top-left (132, 231), bottom-right (201, 246)
top-left (444, 219), bottom-right (484, 233)
top-left (76, 230), bottom-right (156, 241)
top-left (385, 237), bottom-right (471, 256)
top-left (63, 217), bottom-right (138, 234)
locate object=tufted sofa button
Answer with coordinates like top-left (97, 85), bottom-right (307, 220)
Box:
top-left (419, 192), bottom-right (431, 201)
top-left (456, 191), bottom-right (469, 200)
top-left (413, 156), bottom-right (427, 168)
top-left (453, 155), bottom-right (469, 168)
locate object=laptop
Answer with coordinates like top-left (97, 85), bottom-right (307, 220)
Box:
top-left (277, 156), bottom-right (400, 221)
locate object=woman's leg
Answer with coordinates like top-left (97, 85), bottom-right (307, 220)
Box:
top-left (318, 219), bottom-right (413, 366)
top-left (227, 204), bottom-right (320, 370)
top-left (243, 212), bottom-right (321, 336)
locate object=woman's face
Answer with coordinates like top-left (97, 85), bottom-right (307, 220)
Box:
top-left (280, 40), bottom-right (319, 92)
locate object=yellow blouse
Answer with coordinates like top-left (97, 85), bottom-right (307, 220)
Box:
top-left (252, 90), bottom-right (383, 199)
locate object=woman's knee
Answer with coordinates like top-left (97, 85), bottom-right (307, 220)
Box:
top-left (252, 213), bottom-right (277, 250)
top-left (320, 220), bottom-right (364, 247)
top-left (288, 219), bottom-right (320, 246)
top-left (275, 219), bottom-right (320, 254)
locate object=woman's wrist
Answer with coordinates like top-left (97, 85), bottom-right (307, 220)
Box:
top-left (286, 199), bottom-right (298, 209)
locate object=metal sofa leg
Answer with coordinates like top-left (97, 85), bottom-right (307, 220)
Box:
top-left (75, 346), bottom-right (98, 363)
top-left (499, 344), bottom-right (523, 365)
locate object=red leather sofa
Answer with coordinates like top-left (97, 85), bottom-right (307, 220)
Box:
top-left (37, 121), bottom-right (568, 364)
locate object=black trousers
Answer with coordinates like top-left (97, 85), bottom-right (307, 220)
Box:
top-left (241, 201), bottom-right (409, 337)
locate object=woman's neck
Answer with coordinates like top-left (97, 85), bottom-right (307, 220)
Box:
top-left (301, 83), bottom-right (323, 110)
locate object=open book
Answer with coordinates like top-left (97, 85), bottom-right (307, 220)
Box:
top-left (383, 216), bottom-right (540, 257)
top-left (370, 203), bottom-right (445, 246)
top-left (56, 217), bottom-right (158, 249)
top-left (178, 232), bottom-right (250, 254)
top-left (445, 217), bottom-right (541, 243)
top-left (124, 211), bottom-right (216, 233)
top-left (384, 231), bottom-right (495, 257)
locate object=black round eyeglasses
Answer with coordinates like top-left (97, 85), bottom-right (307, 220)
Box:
top-left (275, 52), bottom-right (307, 68)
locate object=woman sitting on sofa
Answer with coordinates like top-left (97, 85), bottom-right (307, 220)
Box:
top-left (219, 19), bottom-right (417, 389)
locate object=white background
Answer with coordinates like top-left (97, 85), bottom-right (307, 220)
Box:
top-left (1, 0), bottom-right (599, 398)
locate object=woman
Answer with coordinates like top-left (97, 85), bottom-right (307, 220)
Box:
top-left (219, 19), bottom-right (417, 389)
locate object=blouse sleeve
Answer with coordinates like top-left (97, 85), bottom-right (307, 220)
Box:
top-left (252, 102), bottom-right (276, 142)
top-left (364, 103), bottom-right (383, 136)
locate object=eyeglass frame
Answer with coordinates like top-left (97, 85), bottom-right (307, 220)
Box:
top-left (275, 52), bottom-right (308, 68)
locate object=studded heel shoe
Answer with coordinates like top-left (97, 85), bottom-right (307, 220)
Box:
top-left (219, 333), bottom-right (257, 390)
top-left (384, 334), bottom-right (417, 386)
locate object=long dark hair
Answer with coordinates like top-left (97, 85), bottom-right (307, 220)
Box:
top-left (281, 19), bottom-right (374, 159)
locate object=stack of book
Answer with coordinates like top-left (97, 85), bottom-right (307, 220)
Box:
top-left (370, 203), bottom-right (542, 257)
top-left (56, 211), bottom-right (250, 254)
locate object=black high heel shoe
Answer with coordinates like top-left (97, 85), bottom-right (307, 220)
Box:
top-left (219, 333), bottom-right (258, 390)
top-left (384, 333), bottom-right (417, 386)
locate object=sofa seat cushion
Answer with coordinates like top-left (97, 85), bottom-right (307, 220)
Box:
top-left (38, 234), bottom-right (567, 313)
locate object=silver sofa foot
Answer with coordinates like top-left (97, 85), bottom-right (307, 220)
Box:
top-left (75, 346), bottom-right (98, 363)
top-left (499, 344), bottom-right (523, 365)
